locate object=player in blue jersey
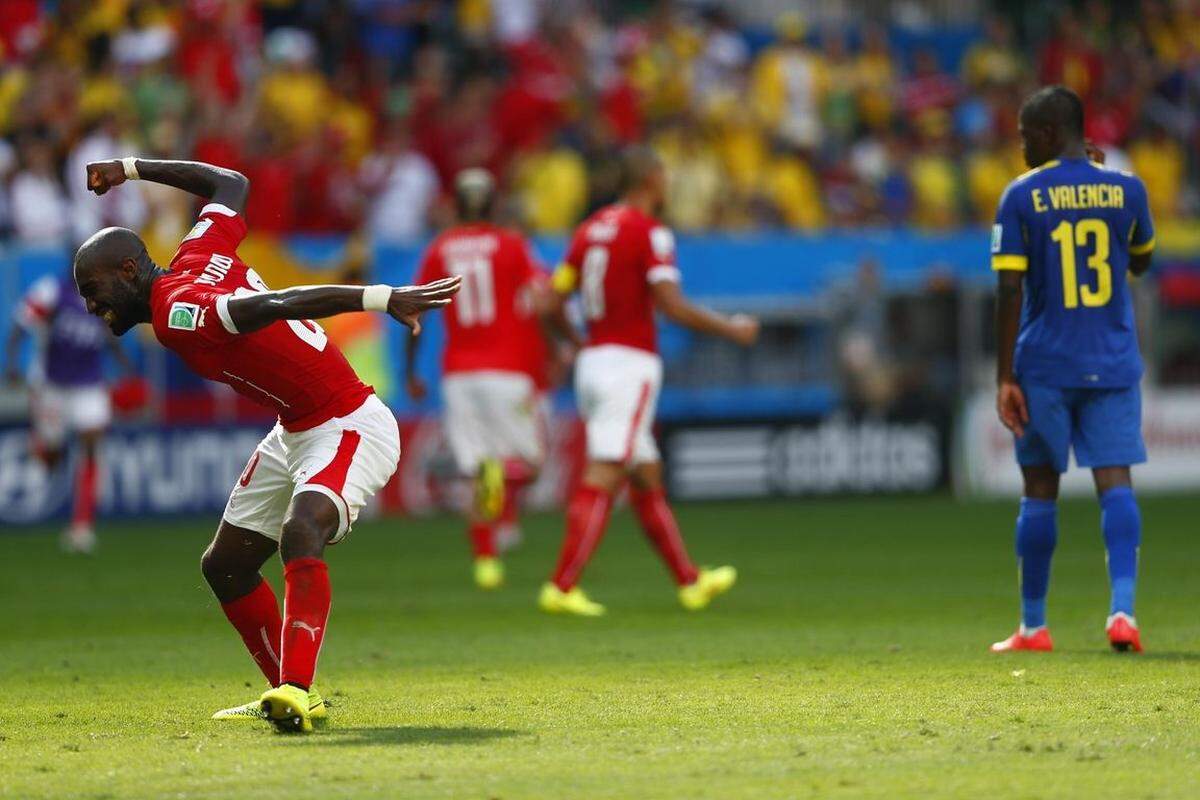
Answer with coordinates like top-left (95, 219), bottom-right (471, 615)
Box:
top-left (989, 86), bottom-right (1155, 654)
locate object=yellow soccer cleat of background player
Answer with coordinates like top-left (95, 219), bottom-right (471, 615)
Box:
top-left (213, 687), bottom-right (327, 722)
top-left (678, 566), bottom-right (738, 611)
top-left (474, 458), bottom-right (505, 522)
top-left (474, 556), bottom-right (504, 590)
top-left (538, 582), bottom-right (606, 617)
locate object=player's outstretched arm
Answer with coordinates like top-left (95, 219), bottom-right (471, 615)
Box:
top-left (995, 270), bottom-right (1028, 437)
top-left (86, 159), bottom-right (250, 214)
top-left (650, 280), bottom-right (759, 346)
top-left (224, 277), bottom-right (461, 336)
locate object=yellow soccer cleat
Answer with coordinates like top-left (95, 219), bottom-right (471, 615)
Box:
top-left (474, 556), bottom-right (504, 590)
top-left (678, 566), bottom-right (738, 611)
top-left (260, 684), bottom-right (317, 733)
top-left (538, 582), bottom-right (606, 617)
top-left (473, 458), bottom-right (505, 522)
top-left (214, 687), bottom-right (327, 722)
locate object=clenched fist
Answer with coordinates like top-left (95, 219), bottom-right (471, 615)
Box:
top-left (86, 160), bottom-right (128, 195)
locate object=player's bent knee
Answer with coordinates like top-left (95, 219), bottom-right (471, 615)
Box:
top-left (280, 495), bottom-right (340, 562)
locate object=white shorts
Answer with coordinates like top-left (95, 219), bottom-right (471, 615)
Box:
top-left (575, 344), bottom-right (662, 465)
top-left (32, 383), bottom-right (112, 447)
top-left (443, 370), bottom-right (546, 474)
top-left (223, 394), bottom-right (401, 544)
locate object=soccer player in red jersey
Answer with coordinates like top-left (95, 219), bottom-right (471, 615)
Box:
top-left (73, 157), bottom-right (459, 732)
top-left (539, 147), bottom-right (760, 616)
top-left (407, 169), bottom-right (561, 590)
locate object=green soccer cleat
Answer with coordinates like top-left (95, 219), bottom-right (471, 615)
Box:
top-left (213, 687), bottom-right (327, 722)
top-left (678, 566), bottom-right (737, 611)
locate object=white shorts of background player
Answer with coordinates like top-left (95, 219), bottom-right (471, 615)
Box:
top-left (574, 344), bottom-right (662, 465)
top-left (442, 370), bottom-right (547, 475)
top-left (31, 382), bottom-right (112, 448)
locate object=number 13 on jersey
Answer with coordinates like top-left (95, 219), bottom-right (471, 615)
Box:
top-left (1051, 218), bottom-right (1111, 309)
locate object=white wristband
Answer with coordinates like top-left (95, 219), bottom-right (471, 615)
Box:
top-left (121, 157), bottom-right (140, 180)
top-left (362, 284), bottom-right (392, 312)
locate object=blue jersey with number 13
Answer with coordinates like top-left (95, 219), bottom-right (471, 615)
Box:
top-left (991, 157), bottom-right (1155, 388)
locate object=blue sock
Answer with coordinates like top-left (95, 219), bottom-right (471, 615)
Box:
top-left (1016, 497), bottom-right (1057, 629)
top-left (1100, 486), bottom-right (1141, 616)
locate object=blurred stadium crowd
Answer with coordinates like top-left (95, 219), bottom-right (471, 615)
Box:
top-left (0, 0), bottom-right (1197, 249)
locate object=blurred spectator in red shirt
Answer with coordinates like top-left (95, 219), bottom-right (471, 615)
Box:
top-left (901, 49), bottom-right (959, 118)
top-left (242, 130), bottom-right (296, 234)
top-left (1038, 11), bottom-right (1104, 101)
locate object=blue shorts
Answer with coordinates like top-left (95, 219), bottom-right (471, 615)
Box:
top-left (1014, 382), bottom-right (1146, 473)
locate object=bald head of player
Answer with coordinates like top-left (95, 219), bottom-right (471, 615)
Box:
top-left (455, 168), bottom-right (496, 223)
top-left (619, 145), bottom-right (667, 216)
top-left (73, 226), bottom-right (162, 336)
top-left (1018, 85), bottom-right (1086, 169)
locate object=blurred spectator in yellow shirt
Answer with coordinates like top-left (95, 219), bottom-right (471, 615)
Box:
top-left (627, 5), bottom-right (701, 120)
top-left (909, 112), bottom-right (962, 229)
top-left (765, 148), bottom-right (825, 231)
top-left (966, 132), bottom-right (1022, 224)
top-left (962, 15), bottom-right (1023, 89)
top-left (751, 12), bottom-right (826, 151)
top-left (655, 119), bottom-right (723, 231)
top-left (854, 24), bottom-right (896, 132)
top-left (513, 137), bottom-right (588, 233)
top-left (821, 29), bottom-right (858, 148)
top-left (1129, 125), bottom-right (1184, 221)
top-left (327, 66), bottom-right (374, 166)
top-left (259, 28), bottom-right (330, 141)
top-left (709, 96), bottom-right (769, 203)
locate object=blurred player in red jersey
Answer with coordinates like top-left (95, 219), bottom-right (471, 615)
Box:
top-left (406, 169), bottom-right (560, 590)
top-left (539, 147), bottom-right (760, 616)
top-left (74, 157), bottom-right (459, 732)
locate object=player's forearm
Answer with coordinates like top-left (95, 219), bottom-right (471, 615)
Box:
top-left (404, 328), bottom-right (420, 379)
top-left (995, 274), bottom-right (1023, 383)
top-left (541, 297), bottom-right (584, 349)
top-left (226, 285), bottom-right (380, 334)
top-left (659, 295), bottom-right (738, 340)
top-left (1129, 252), bottom-right (1153, 278)
top-left (132, 159), bottom-right (250, 213)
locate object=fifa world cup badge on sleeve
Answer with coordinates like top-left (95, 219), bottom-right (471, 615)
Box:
top-left (991, 224), bottom-right (1003, 254)
top-left (168, 302), bottom-right (201, 331)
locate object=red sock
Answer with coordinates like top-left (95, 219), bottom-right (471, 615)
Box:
top-left (279, 557), bottom-right (331, 690)
top-left (499, 476), bottom-right (527, 527)
top-left (551, 484), bottom-right (613, 591)
top-left (631, 487), bottom-right (699, 586)
top-left (220, 578), bottom-right (283, 686)
top-left (501, 460), bottom-right (533, 528)
top-left (72, 454), bottom-right (97, 527)
top-left (469, 521), bottom-right (496, 557)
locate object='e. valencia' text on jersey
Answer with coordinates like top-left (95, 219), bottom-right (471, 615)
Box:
top-left (992, 157), bottom-right (1155, 388)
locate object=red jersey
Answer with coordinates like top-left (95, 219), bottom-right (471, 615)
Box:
top-left (559, 204), bottom-right (679, 354)
top-left (153, 203), bottom-right (372, 431)
top-left (415, 222), bottom-right (549, 387)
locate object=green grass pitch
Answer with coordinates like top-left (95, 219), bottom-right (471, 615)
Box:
top-left (2, 494), bottom-right (1199, 799)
